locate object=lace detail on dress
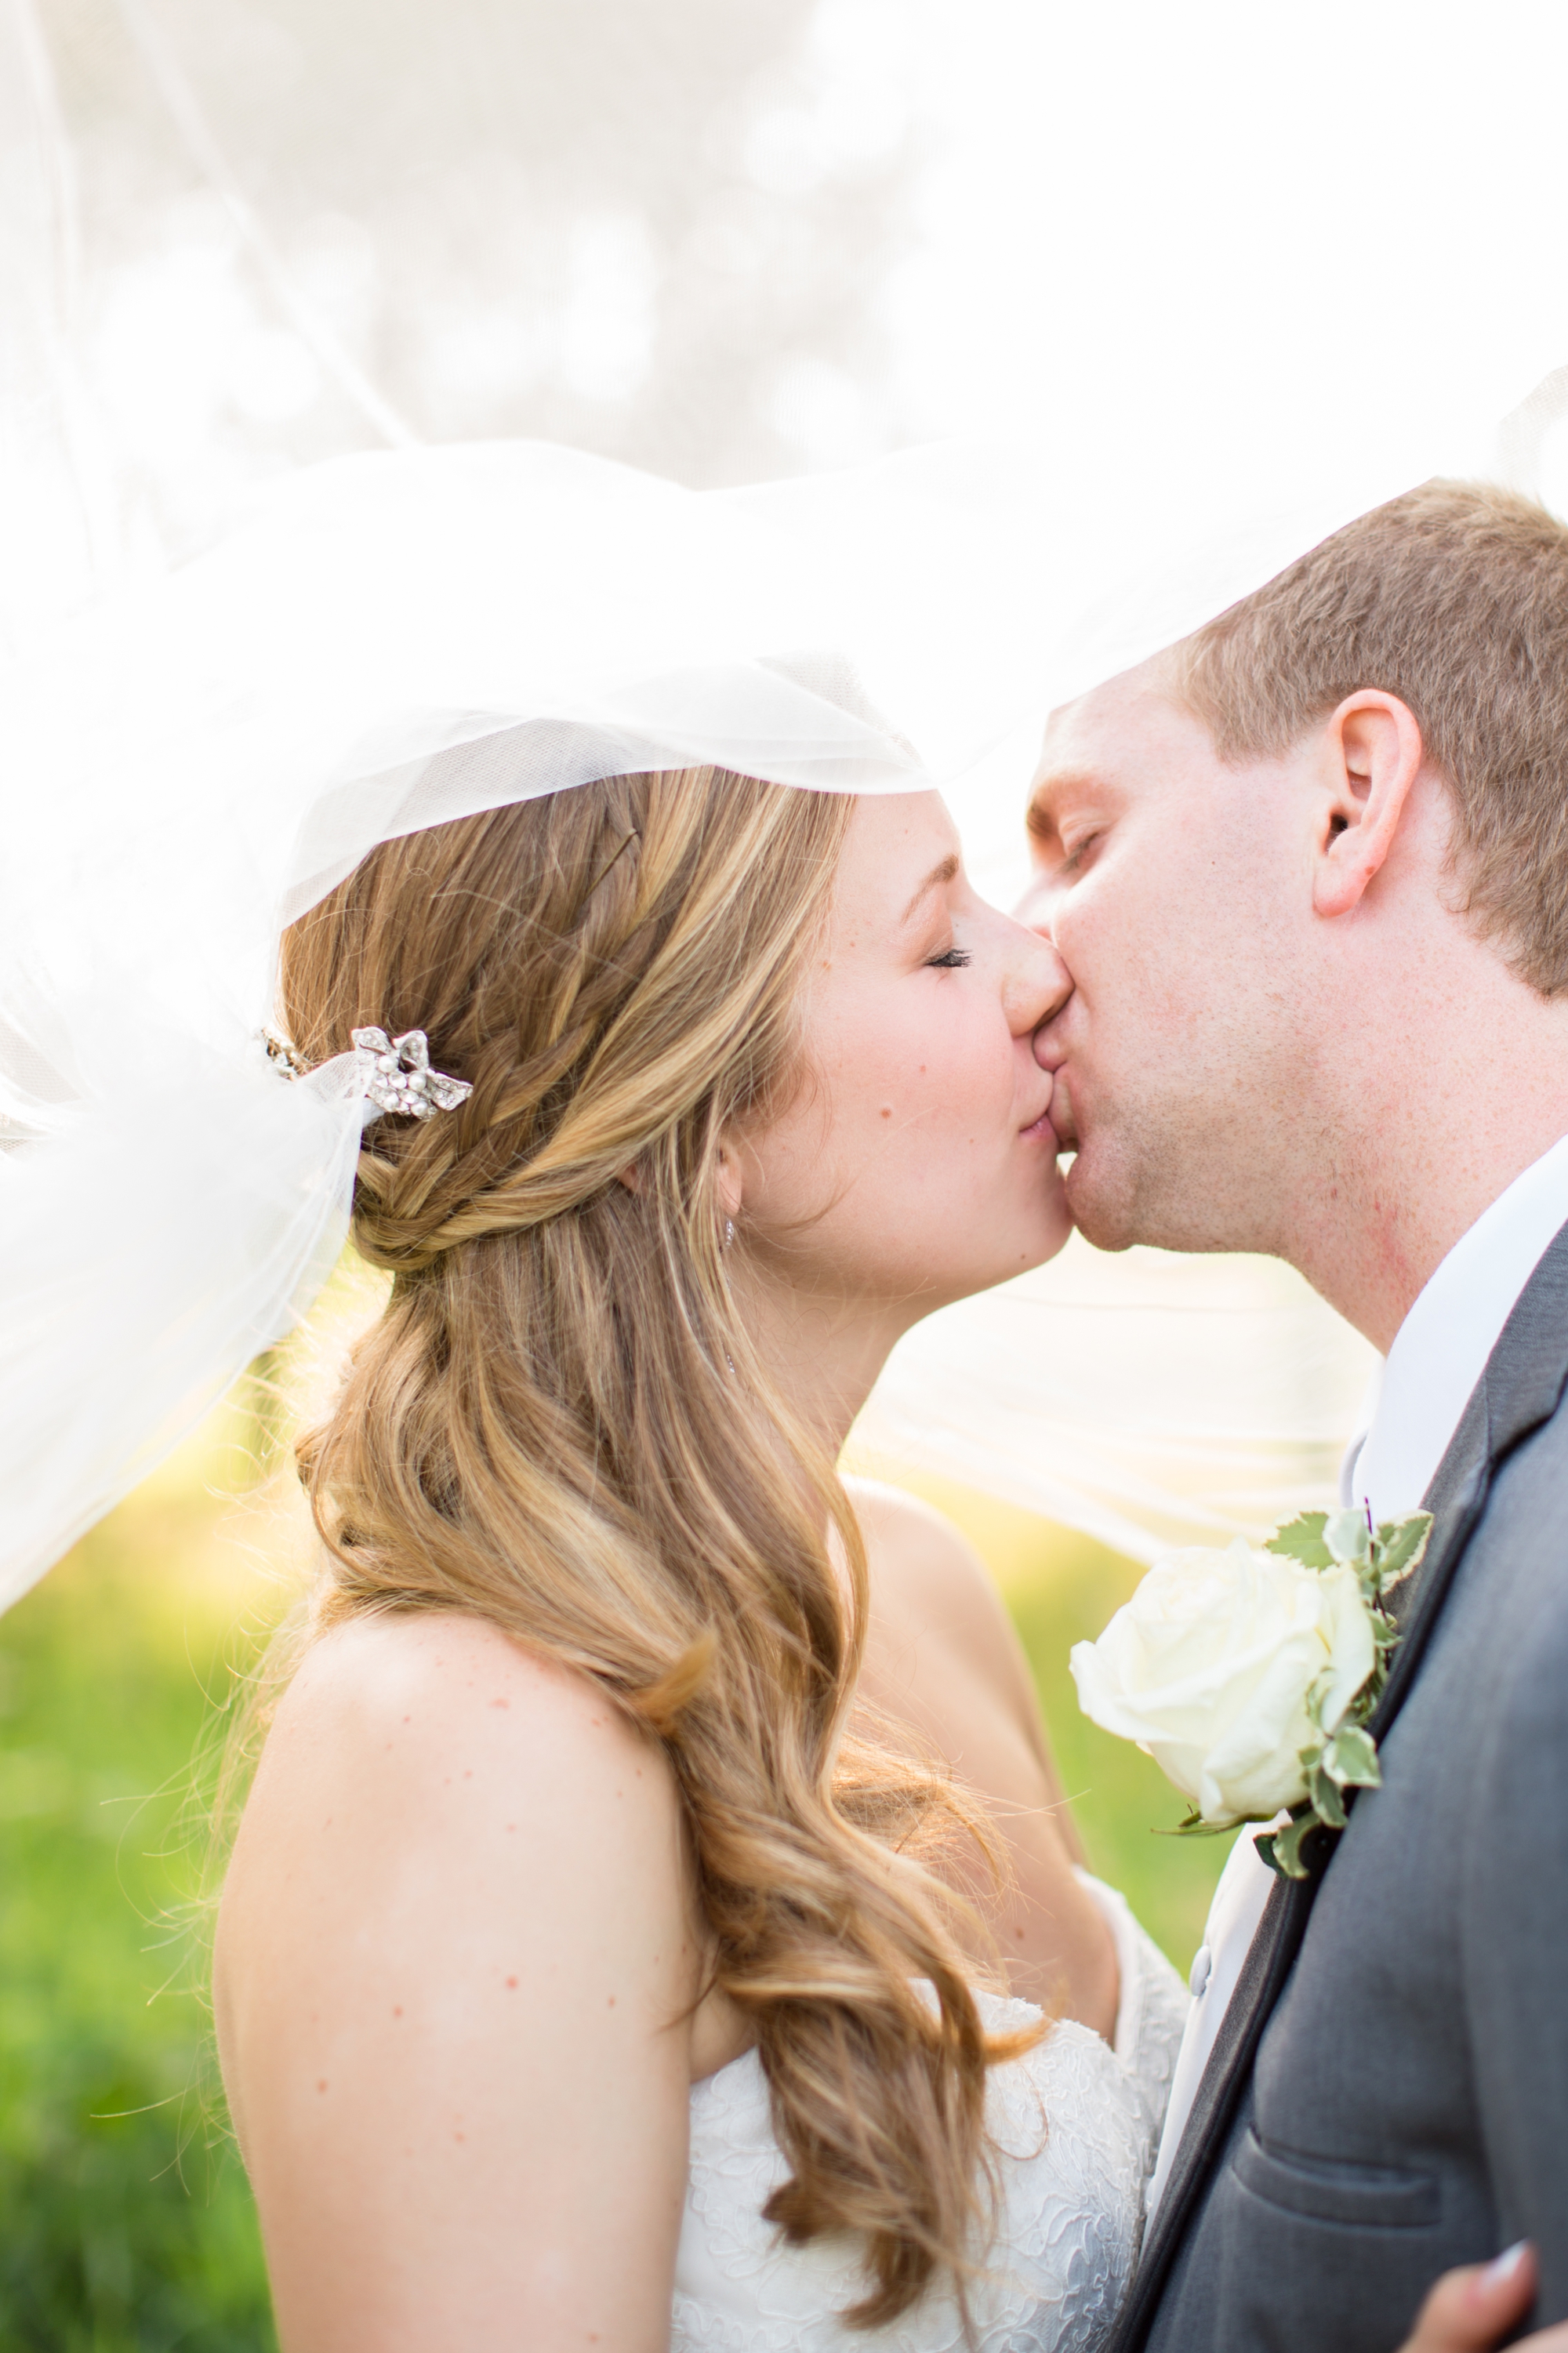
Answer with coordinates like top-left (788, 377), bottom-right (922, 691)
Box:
top-left (670, 1876), bottom-right (1189, 2353)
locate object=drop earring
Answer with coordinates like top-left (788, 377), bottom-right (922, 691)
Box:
top-left (724, 1217), bottom-right (735, 1248)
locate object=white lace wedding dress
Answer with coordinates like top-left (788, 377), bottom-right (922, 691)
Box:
top-left (672, 1876), bottom-right (1188, 2353)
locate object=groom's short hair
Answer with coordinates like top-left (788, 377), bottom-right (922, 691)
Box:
top-left (1167, 481), bottom-right (1568, 995)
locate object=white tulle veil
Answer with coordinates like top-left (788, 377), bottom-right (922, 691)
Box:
top-left (6, 0), bottom-right (1568, 1603)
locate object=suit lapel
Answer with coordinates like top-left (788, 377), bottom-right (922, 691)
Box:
top-left (1111, 1869), bottom-right (1316, 2351)
top-left (1111, 1215), bottom-right (1568, 2353)
top-left (1372, 1215), bottom-right (1568, 1741)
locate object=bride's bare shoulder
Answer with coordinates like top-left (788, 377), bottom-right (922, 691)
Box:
top-left (228, 1607), bottom-right (683, 1900)
top-left (269, 1607), bottom-right (646, 1762)
top-left (844, 1476), bottom-right (1051, 1770)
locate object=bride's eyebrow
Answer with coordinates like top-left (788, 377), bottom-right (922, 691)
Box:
top-left (899, 852), bottom-right (960, 925)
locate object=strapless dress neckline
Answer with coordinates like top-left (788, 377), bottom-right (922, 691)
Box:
top-left (671, 1874), bottom-right (1188, 2352)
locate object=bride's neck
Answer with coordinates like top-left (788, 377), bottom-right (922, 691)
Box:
top-left (731, 1262), bottom-right (913, 1457)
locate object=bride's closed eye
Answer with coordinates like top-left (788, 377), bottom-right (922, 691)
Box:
top-left (925, 946), bottom-right (973, 969)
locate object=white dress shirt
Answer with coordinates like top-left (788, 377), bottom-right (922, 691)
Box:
top-left (1143, 1131), bottom-right (1568, 2222)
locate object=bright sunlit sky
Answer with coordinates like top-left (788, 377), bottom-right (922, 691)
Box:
top-left (902, 0), bottom-right (1568, 489)
top-left (13, 0), bottom-right (1568, 534)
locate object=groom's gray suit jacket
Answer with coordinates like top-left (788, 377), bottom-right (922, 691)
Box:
top-left (1109, 1215), bottom-right (1568, 2353)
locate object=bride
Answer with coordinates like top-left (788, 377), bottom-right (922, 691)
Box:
top-left (214, 761), bottom-right (1187, 2351)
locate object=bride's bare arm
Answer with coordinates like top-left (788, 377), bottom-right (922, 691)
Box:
top-left (215, 1612), bottom-right (701, 2353)
top-left (847, 1478), bottom-right (1119, 2039)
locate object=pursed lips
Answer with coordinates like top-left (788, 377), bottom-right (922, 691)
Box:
top-left (1018, 1078), bottom-right (1057, 1139)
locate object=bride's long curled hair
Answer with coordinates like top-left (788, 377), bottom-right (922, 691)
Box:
top-left (278, 764), bottom-right (1030, 2328)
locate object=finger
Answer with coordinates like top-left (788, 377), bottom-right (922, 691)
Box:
top-left (1403, 2242), bottom-right (1537, 2351)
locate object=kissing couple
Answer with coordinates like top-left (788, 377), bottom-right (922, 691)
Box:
top-left (7, 453), bottom-right (1567, 2352)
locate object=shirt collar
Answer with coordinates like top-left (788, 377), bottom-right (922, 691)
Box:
top-left (1345, 1131), bottom-right (1568, 1523)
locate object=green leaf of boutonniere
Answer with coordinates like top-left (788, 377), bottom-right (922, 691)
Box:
top-left (1308, 1763), bottom-right (1348, 1827)
top-left (1265, 1510), bottom-right (1332, 1569)
top-left (1373, 1512), bottom-right (1433, 1591)
top-left (1255, 1811), bottom-right (1318, 1880)
top-left (1322, 1723), bottom-right (1381, 1789)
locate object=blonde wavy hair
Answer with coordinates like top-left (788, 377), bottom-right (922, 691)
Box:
top-left (276, 764), bottom-right (1033, 2329)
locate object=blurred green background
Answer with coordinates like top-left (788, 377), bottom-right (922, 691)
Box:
top-left (0, 1407), bottom-right (1235, 2350)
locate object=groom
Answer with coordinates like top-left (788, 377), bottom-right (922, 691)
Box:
top-left (1025, 481), bottom-right (1568, 2350)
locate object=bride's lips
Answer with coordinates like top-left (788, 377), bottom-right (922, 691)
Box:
top-left (1018, 1078), bottom-right (1057, 1143)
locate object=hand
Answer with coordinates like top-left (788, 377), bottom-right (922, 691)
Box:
top-left (1399, 2242), bottom-right (1568, 2353)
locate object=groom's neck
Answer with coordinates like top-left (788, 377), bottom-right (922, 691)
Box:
top-left (1276, 960), bottom-right (1568, 1353)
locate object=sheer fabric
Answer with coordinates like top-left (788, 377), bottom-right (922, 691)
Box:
top-left (2, 1), bottom-right (1566, 1604)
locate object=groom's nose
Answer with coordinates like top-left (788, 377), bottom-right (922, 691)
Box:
top-left (1007, 928), bottom-right (1072, 1037)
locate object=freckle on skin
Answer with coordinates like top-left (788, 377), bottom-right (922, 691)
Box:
top-left (506, 1823), bottom-right (517, 1832)
top-left (316, 2080), bottom-right (328, 2093)
top-left (489, 1698), bottom-right (509, 1710)
top-left (607, 1995), bottom-right (616, 2008)
top-left (506, 1977), bottom-right (518, 1990)
top-left (880, 1106), bottom-right (892, 1119)
top-left (393, 2006), bottom-right (404, 2017)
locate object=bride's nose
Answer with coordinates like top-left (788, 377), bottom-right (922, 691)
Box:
top-left (1004, 923), bottom-right (1072, 1037)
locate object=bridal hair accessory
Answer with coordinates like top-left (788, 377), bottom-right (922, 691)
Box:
top-left (350, 1029), bottom-right (474, 1123)
top-left (1070, 1505), bottom-right (1432, 1881)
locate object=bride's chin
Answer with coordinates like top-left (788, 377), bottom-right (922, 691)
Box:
top-left (1012, 1167), bottom-right (1075, 1271)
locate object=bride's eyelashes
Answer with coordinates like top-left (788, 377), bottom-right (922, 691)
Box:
top-left (924, 945), bottom-right (973, 969)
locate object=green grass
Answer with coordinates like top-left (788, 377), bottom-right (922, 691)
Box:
top-left (0, 1421), bottom-right (1234, 2343)
top-left (0, 1411), bottom-right (282, 2351)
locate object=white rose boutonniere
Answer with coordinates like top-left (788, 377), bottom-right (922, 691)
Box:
top-left (1069, 1506), bottom-right (1432, 1879)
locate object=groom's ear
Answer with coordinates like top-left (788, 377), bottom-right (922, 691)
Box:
top-left (1310, 691), bottom-right (1425, 921)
